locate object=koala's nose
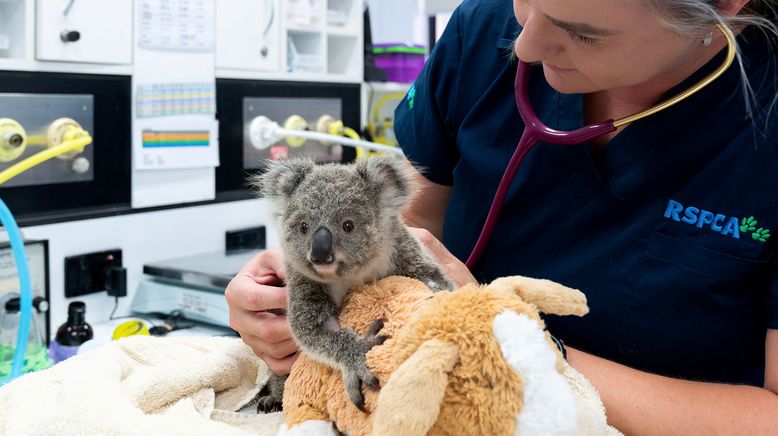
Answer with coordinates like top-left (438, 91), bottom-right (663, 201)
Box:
top-left (310, 227), bottom-right (335, 265)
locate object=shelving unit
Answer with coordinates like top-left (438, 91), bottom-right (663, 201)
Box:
top-left (279, 0), bottom-right (362, 82)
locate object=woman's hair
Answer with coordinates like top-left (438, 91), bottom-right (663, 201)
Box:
top-left (644, 0), bottom-right (778, 122)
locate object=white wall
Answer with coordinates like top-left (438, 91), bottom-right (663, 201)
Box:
top-left (21, 199), bottom-right (279, 332)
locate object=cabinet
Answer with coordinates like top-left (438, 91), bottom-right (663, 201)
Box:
top-left (0, 0), bottom-right (363, 83)
top-left (36, 0), bottom-right (132, 64)
top-left (215, 0), bottom-right (280, 73)
top-left (218, 0), bottom-right (362, 82)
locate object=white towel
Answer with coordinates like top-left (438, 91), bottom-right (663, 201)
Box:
top-left (0, 336), bottom-right (283, 436)
top-left (0, 336), bottom-right (620, 436)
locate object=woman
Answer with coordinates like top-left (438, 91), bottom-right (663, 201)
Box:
top-left (226, 0), bottom-right (778, 432)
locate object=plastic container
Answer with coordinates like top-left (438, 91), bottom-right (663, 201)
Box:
top-left (0, 294), bottom-right (52, 379)
top-left (372, 44), bottom-right (427, 83)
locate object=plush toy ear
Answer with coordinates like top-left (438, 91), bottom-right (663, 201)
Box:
top-left (488, 276), bottom-right (589, 317)
top-left (250, 158), bottom-right (315, 200)
top-left (372, 339), bottom-right (459, 436)
top-left (355, 156), bottom-right (415, 209)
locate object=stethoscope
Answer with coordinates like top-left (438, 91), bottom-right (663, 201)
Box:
top-left (465, 24), bottom-right (737, 269)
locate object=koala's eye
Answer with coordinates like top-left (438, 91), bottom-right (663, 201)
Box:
top-left (300, 222), bottom-right (309, 234)
top-left (342, 220), bottom-right (355, 233)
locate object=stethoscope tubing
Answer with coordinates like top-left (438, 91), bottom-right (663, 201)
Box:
top-left (464, 24), bottom-right (736, 270)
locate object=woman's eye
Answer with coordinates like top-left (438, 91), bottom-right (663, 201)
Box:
top-left (567, 30), bottom-right (599, 47)
top-left (300, 222), bottom-right (309, 234)
top-left (342, 220), bottom-right (355, 233)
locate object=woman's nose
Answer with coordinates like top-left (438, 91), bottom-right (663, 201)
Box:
top-left (514, 14), bottom-right (561, 63)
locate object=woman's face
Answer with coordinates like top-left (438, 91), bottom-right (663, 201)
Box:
top-left (513, 0), bottom-right (705, 94)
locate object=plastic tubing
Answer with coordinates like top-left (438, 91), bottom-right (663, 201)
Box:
top-left (0, 128), bottom-right (92, 385)
top-left (0, 134), bottom-right (92, 185)
top-left (0, 198), bottom-right (32, 386)
top-left (342, 127), bottom-right (368, 158)
top-left (279, 126), bottom-right (403, 155)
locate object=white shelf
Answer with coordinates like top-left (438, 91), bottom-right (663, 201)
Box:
top-left (325, 26), bottom-right (358, 37)
top-left (0, 57), bottom-right (133, 75)
top-left (365, 81), bottom-right (411, 94)
top-left (286, 23), bottom-right (324, 34)
top-left (216, 68), bottom-right (361, 83)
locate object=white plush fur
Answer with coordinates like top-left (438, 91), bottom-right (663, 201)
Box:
top-left (493, 311), bottom-right (578, 436)
top-left (277, 420), bottom-right (339, 436)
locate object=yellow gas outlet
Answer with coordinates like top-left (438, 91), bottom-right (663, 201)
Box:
top-left (283, 115), bottom-right (308, 148)
top-left (47, 118), bottom-right (87, 160)
top-left (0, 118), bottom-right (28, 163)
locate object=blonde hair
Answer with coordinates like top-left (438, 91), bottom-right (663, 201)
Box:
top-left (644, 0), bottom-right (778, 121)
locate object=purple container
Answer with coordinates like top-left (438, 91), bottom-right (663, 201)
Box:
top-left (373, 44), bottom-right (427, 83)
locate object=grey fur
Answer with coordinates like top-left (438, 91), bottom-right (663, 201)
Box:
top-left (252, 156), bottom-right (451, 410)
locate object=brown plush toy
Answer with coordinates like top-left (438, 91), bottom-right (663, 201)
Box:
top-left (280, 275), bottom-right (618, 436)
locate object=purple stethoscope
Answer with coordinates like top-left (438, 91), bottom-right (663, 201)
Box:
top-left (465, 24), bottom-right (736, 269)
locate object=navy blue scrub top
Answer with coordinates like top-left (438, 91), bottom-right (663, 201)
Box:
top-left (395, 0), bottom-right (778, 386)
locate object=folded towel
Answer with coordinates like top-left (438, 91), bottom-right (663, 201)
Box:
top-left (0, 336), bottom-right (283, 436)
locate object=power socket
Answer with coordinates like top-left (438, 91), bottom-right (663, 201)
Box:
top-left (64, 249), bottom-right (123, 298)
top-left (226, 226), bottom-right (266, 252)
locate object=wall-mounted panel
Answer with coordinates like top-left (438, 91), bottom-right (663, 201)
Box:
top-left (215, 79), bottom-right (359, 198)
top-left (0, 93), bottom-right (94, 188)
top-left (0, 71), bottom-right (131, 223)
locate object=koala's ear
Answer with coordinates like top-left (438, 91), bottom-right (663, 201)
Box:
top-left (355, 156), bottom-right (415, 209)
top-left (251, 158), bottom-right (315, 200)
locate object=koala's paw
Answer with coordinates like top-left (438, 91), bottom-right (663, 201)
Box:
top-left (256, 394), bottom-right (283, 413)
top-left (343, 362), bottom-right (381, 412)
top-left (256, 374), bottom-right (285, 413)
top-left (361, 318), bottom-right (389, 350)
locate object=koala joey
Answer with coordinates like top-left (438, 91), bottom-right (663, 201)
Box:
top-left (253, 156), bottom-right (451, 412)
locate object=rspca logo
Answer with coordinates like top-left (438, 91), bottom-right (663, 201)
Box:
top-left (663, 199), bottom-right (771, 243)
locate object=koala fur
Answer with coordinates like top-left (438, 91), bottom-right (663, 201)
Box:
top-left (253, 156), bottom-right (451, 412)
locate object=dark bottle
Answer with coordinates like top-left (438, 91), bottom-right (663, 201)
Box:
top-left (48, 302), bottom-right (93, 363)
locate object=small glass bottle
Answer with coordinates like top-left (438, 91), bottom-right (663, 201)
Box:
top-left (48, 301), bottom-right (93, 364)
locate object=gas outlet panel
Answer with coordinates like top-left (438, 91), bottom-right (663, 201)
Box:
top-left (0, 93), bottom-right (94, 188)
top-left (242, 96), bottom-right (342, 169)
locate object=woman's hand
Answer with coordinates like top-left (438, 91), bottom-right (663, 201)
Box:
top-left (409, 227), bottom-right (477, 288)
top-left (225, 248), bottom-right (299, 375)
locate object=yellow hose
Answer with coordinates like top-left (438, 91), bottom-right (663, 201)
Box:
top-left (343, 127), bottom-right (368, 159)
top-left (368, 93), bottom-right (404, 146)
top-left (0, 132), bottom-right (92, 185)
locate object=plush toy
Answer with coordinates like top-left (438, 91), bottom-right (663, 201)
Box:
top-left (280, 275), bottom-right (619, 436)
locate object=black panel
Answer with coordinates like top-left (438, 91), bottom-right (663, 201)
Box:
top-left (215, 79), bottom-right (360, 198)
top-left (0, 71), bottom-right (132, 223)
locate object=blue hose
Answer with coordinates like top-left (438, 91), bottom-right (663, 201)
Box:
top-left (0, 198), bottom-right (31, 386)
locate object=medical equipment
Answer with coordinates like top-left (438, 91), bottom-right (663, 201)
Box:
top-left (131, 250), bottom-right (260, 328)
top-left (0, 294), bottom-right (51, 379)
top-left (249, 115), bottom-right (403, 155)
top-left (0, 123), bottom-right (92, 385)
top-left (464, 24), bottom-right (737, 269)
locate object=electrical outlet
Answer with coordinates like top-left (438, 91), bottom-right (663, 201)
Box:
top-left (64, 249), bottom-right (123, 298)
top-left (226, 226), bottom-right (266, 252)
